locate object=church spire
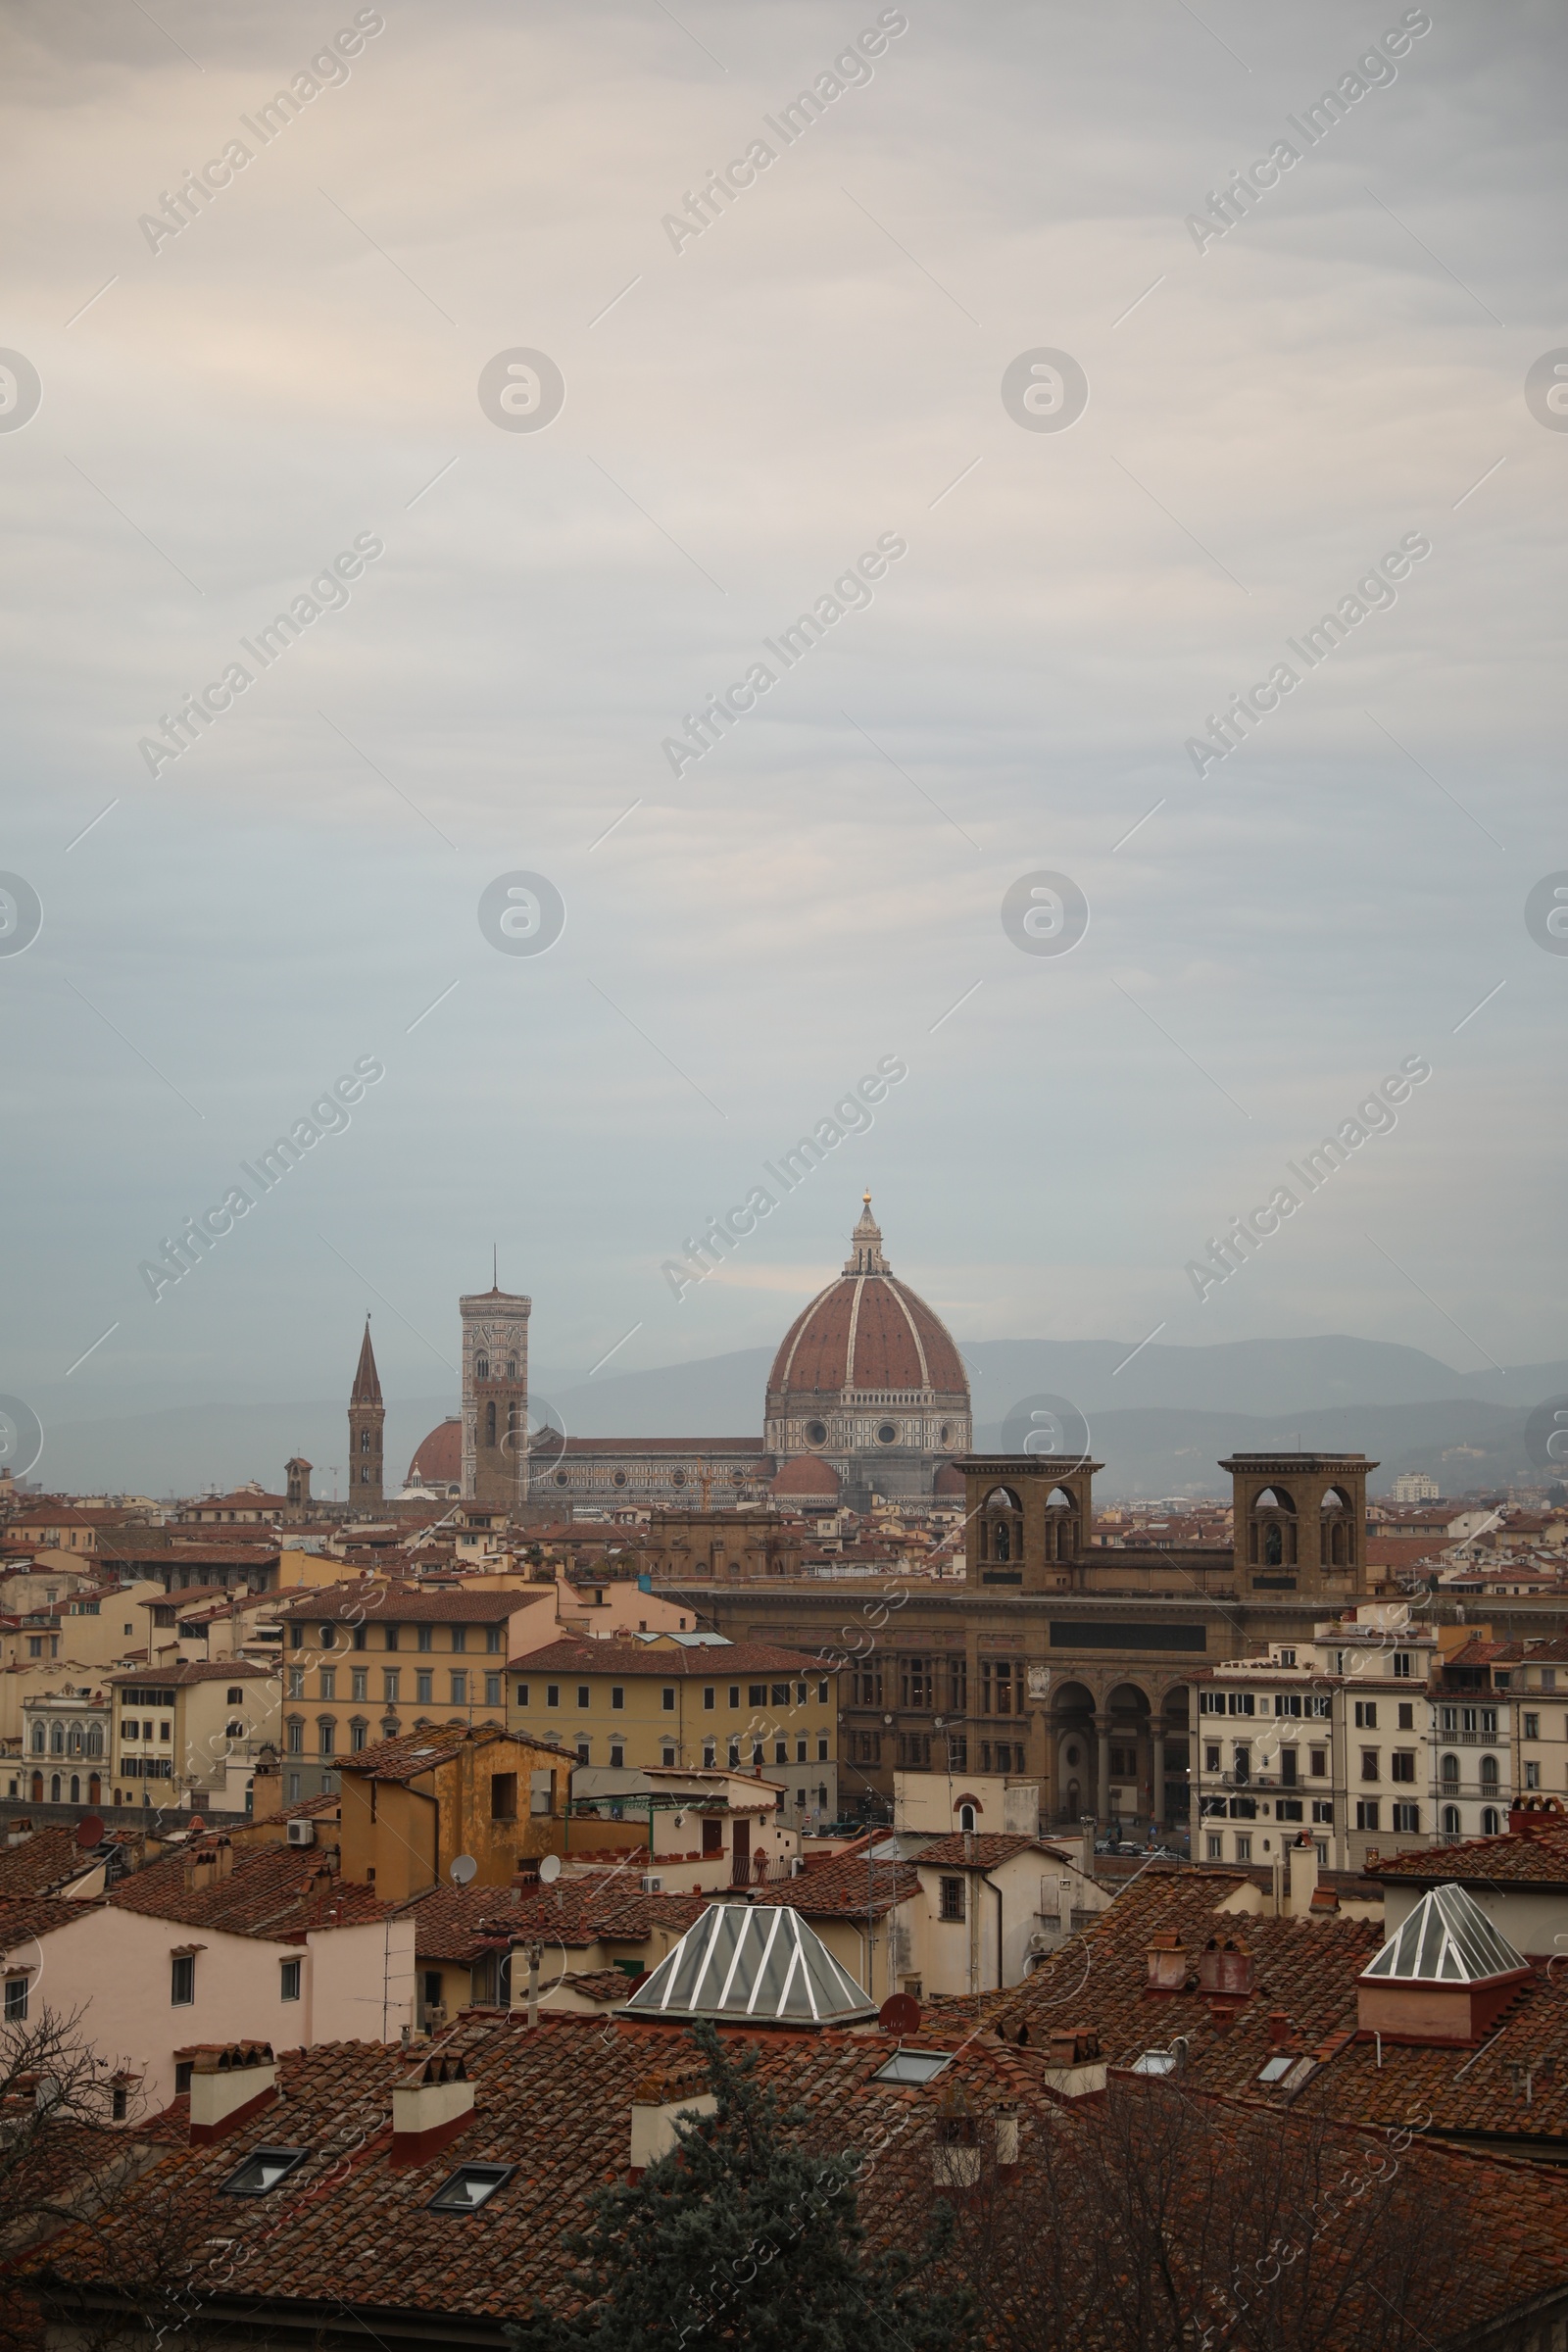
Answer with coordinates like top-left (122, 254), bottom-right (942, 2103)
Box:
top-left (843, 1191), bottom-right (890, 1276)
top-left (351, 1316), bottom-right (382, 1404)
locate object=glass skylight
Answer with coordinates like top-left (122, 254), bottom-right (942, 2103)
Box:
top-left (220, 2146), bottom-right (309, 2197)
top-left (1130, 2049), bottom-right (1179, 2077)
top-left (622, 1903), bottom-right (878, 2026)
top-left (427, 2162), bottom-right (514, 2214)
top-left (1256, 2054), bottom-right (1294, 2083)
top-left (1362, 1883), bottom-right (1527, 1985)
top-left (871, 2049), bottom-right (954, 2084)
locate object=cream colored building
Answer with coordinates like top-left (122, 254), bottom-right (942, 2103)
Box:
top-left (108, 1657), bottom-right (281, 1813)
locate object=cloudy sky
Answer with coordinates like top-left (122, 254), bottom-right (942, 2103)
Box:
top-left (4, 0), bottom-right (1564, 1457)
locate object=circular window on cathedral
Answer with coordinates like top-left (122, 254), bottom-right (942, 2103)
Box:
top-left (671, 1469), bottom-right (687, 1487)
top-left (876, 1422), bottom-right (898, 1446)
top-left (939, 1423), bottom-right (953, 1446)
top-left (805, 1421), bottom-right (828, 1447)
top-left (554, 1470), bottom-right (569, 1487)
top-left (612, 1471), bottom-right (627, 1489)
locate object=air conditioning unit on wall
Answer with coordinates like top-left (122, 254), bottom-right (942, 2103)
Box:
top-left (285, 1818), bottom-right (316, 1846)
top-left (641, 1874), bottom-right (663, 1892)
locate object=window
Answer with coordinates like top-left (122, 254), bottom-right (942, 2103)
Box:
top-left (1543, 1668), bottom-right (1558, 1692)
top-left (1526, 1760), bottom-right (1542, 1790)
top-left (703, 1740), bottom-right (716, 1767)
top-left (750, 1740), bottom-right (763, 1767)
top-left (1397, 1702), bottom-right (1414, 1731)
top-left (1354, 1700), bottom-right (1378, 1729)
top-left (1393, 1653), bottom-right (1413, 1679)
top-left (280, 1959), bottom-right (301, 2001)
top-left (1360, 1750), bottom-right (1380, 1782)
top-left (383, 1671), bottom-right (401, 1704)
top-left (318, 1719), bottom-right (335, 1758)
top-left (349, 1719), bottom-right (368, 1752)
top-left (1442, 1803), bottom-right (1461, 1835)
top-left (353, 1623), bottom-right (368, 1651)
top-left (319, 1668), bottom-right (336, 1700)
top-left (171, 1954), bottom-right (195, 2005)
top-left (774, 1740), bottom-right (788, 1765)
top-left (939, 1876), bottom-right (965, 1922)
top-left (384, 1625), bottom-right (400, 1650)
top-left (490, 1774), bottom-right (516, 1821)
top-left (352, 1670), bottom-right (368, 1702)
top-left (1480, 1754), bottom-right (1499, 1790)
top-left (1234, 1835), bottom-right (1251, 1862)
top-left (447, 1627), bottom-right (466, 1655)
top-left (1482, 1807), bottom-right (1502, 1836)
top-left (662, 1744), bottom-right (677, 1768)
top-left (226, 1686), bottom-right (245, 1705)
top-left (1392, 1802), bottom-right (1420, 1833)
top-left (703, 1687), bottom-right (715, 1710)
top-left (818, 1679), bottom-right (829, 1703)
top-left (727, 1740), bottom-right (741, 1767)
top-left (1305, 1746), bottom-right (1325, 1779)
top-left (4, 1976), bottom-right (27, 2022)
top-left (450, 1673), bottom-right (467, 1705)
top-left (286, 1718), bottom-right (304, 1754)
top-left (981, 1659), bottom-right (1016, 1716)
top-left (1441, 1753), bottom-right (1459, 1789)
top-left (1280, 1748), bottom-right (1298, 1786)
top-left (547, 1685), bottom-right (560, 1708)
top-left (749, 1685), bottom-right (766, 1706)
top-left (1392, 1752), bottom-right (1416, 1783)
top-left (287, 1668), bottom-right (305, 1700)
top-left (220, 2147), bottom-right (310, 2197)
top-left (416, 1673), bottom-right (433, 1706)
top-left (852, 1666), bottom-right (882, 1706)
top-left (319, 1623), bottom-right (336, 1649)
top-left (611, 1742), bottom-right (624, 1769)
top-left (1525, 1713), bottom-right (1541, 1741)
top-left (1311, 1800), bottom-right (1334, 1824)
top-left (1204, 1744), bottom-right (1221, 1773)
top-left (427, 2163), bottom-right (515, 2214)
top-left (729, 1687), bottom-right (740, 1708)
top-left (417, 1627), bottom-right (433, 1652)
top-left (770, 1683), bottom-right (790, 1706)
top-left (900, 1657), bottom-right (934, 1711)
top-left (662, 1689), bottom-right (676, 1713)
top-left (290, 1624), bottom-right (304, 1650)
top-left (817, 1735), bottom-right (829, 1761)
top-left (1233, 1745), bottom-right (1251, 1783)
top-left (1206, 1835), bottom-right (1224, 1860)
top-left (484, 1674), bottom-right (502, 1708)
top-left (1355, 1800), bottom-right (1380, 1832)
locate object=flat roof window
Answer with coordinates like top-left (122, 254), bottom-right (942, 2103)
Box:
top-left (427, 2161), bottom-right (515, 2213)
top-left (220, 2146), bottom-right (310, 2196)
top-left (1256, 2054), bottom-right (1294, 2084)
top-left (870, 2049), bottom-right (953, 2085)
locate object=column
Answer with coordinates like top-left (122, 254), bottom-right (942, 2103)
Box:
top-left (1152, 1725), bottom-right (1166, 1835)
top-left (1096, 1717), bottom-right (1111, 1830)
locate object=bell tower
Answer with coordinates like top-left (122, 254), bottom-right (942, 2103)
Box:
top-left (348, 1319), bottom-right (385, 1506)
top-left (461, 1265), bottom-right (530, 1508)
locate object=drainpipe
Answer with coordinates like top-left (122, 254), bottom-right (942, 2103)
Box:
top-left (983, 1872), bottom-right (1005, 1990)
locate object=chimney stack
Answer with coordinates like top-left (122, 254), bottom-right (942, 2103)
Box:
top-left (187, 2043), bottom-right (277, 2143)
top-left (390, 2053), bottom-right (475, 2168)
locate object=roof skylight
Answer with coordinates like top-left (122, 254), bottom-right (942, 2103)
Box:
top-left (871, 2049), bottom-right (954, 2084)
top-left (427, 2162), bottom-right (514, 2214)
top-left (1361, 1883), bottom-right (1527, 1985)
top-left (220, 2146), bottom-right (309, 2197)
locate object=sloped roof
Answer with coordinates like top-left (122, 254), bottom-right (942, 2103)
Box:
top-left (1361, 1882), bottom-right (1528, 1985)
top-left (621, 1900), bottom-right (877, 2026)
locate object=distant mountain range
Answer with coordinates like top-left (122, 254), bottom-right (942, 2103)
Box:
top-left (25, 1334), bottom-right (1568, 1501)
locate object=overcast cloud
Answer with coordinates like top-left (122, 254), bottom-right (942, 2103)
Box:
top-left (2, 0), bottom-right (1563, 1452)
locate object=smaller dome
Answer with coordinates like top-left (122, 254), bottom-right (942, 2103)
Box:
top-left (771, 1455), bottom-right (841, 1498)
top-left (410, 1418), bottom-right (462, 1488)
top-left (934, 1461), bottom-right (966, 1497)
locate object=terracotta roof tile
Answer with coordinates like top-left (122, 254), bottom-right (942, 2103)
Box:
top-left (107, 1842), bottom-right (389, 1940)
top-left (511, 1637), bottom-right (824, 1677)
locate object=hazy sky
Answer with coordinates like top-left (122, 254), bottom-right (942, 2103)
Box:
top-left (4, 0), bottom-right (1564, 1452)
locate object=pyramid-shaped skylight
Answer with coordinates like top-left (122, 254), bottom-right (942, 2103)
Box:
top-left (621, 1902), bottom-right (878, 2027)
top-left (1361, 1882), bottom-right (1528, 1985)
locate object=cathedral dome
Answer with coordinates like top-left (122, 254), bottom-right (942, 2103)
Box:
top-left (767, 1197), bottom-right (966, 1402)
top-left (409, 1418), bottom-right (463, 1490)
top-left (764, 1198), bottom-right (970, 1506)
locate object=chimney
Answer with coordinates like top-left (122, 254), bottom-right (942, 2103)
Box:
top-left (1287, 1838), bottom-right (1319, 1919)
top-left (629, 2067), bottom-right (716, 2181)
top-left (995, 2101), bottom-right (1020, 2173)
top-left (184, 1838), bottom-right (235, 1892)
top-left (1197, 1936), bottom-right (1254, 1998)
top-left (390, 2053), bottom-right (474, 2168)
top-left (932, 2082), bottom-right (980, 2188)
top-left (187, 2043), bottom-right (277, 2143)
top-left (1145, 1931), bottom-right (1187, 1992)
top-left (1266, 2010), bottom-right (1292, 2049)
top-left (1040, 2027), bottom-right (1105, 2099)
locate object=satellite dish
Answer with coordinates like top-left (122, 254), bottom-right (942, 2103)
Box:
top-left (75, 1814), bottom-right (105, 1848)
top-left (450, 1854), bottom-right (478, 1886)
top-left (879, 1992), bottom-right (921, 2035)
top-left (537, 1853), bottom-right (562, 1884)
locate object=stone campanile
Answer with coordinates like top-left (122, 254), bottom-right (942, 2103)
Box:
top-left (461, 1269), bottom-right (530, 1507)
top-left (348, 1319), bottom-right (384, 1505)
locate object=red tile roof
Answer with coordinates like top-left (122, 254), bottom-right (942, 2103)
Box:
top-left (276, 1580), bottom-right (527, 1623)
top-left (912, 1834), bottom-right (1049, 1869)
top-left (0, 1824), bottom-right (102, 1900)
top-left (342, 1722), bottom-right (558, 1785)
top-left (1374, 1822), bottom-right (1568, 1887)
top-left (400, 1880), bottom-right (708, 1964)
top-left (751, 1851), bottom-right (920, 1921)
top-left (768, 1271), bottom-right (965, 1398)
top-left (107, 1841), bottom-right (390, 1939)
top-left (106, 1659), bottom-right (270, 1686)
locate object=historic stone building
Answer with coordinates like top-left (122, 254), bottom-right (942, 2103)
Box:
top-left (347, 1320), bottom-right (384, 1506)
top-left (406, 1200), bottom-right (969, 1514)
top-left (673, 1447), bottom-right (1378, 1838)
top-left (763, 1194), bottom-right (971, 1510)
top-left (461, 1278), bottom-right (530, 1507)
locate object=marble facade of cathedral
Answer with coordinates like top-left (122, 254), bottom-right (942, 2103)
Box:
top-left (399, 1199), bottom-right (971, 1512)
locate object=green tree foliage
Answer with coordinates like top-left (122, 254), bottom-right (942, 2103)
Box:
top-left (509, 2021), bottom-right (975, 2352)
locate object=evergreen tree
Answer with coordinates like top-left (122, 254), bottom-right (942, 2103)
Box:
top-left (508, 2021), bottom-right (975, 2352)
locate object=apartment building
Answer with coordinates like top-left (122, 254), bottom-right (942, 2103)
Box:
top-left (1192, 1605), bottom-right (1460, 1873)
top-left (507, 1635), bottom-right (839, 1824)
top-left (107, 1658), bottom-right (279, 1813)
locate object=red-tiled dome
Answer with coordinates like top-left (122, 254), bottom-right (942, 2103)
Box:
top-left (771, 1454), bottom-right (842, 1497)
top-left (409, 1419), bottom-right (462, 1486)
top-left (767, 1199), bottom-right (965, 1400)
top-left (934, 1460), bottom-right (966, 1497)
